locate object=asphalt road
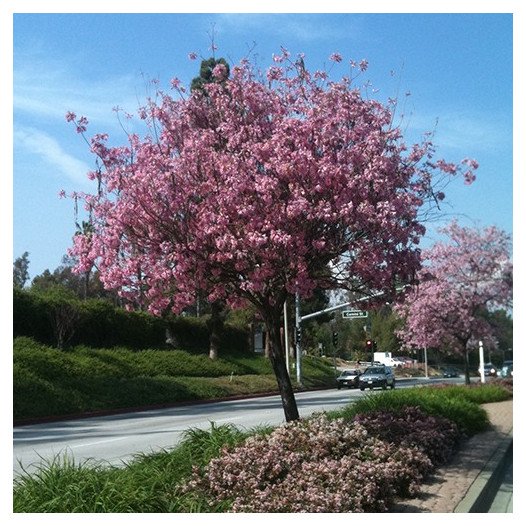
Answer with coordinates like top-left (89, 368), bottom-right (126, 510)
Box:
top-left (13, 376), bottom-right (464, 477)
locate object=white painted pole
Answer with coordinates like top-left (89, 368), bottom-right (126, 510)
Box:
top-left (424, 346), bottom-right (429, 379)
top-left (283, 300), bottom-right (290, 374)
top-left (295, 291), bottom-right (302, 385)
top-left (479, 340), bottom-right (485, 384)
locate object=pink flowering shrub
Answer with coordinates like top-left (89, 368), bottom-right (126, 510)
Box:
top-left (183, 415), bottom-right (432, 512)
top-left (353, 406), bottom-right (461, 466)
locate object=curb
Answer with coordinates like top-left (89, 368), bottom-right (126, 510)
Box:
top-left (454, 430), bottom-right (513, 513)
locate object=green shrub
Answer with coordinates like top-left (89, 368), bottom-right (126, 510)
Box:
top-left (13, 289), bottom-right (54, 345)
top-left (14, 288), bottom-right (251, 353)
top-left (330, 386), bottom-right (491, 435)
top-left (427, 382), bottom-right (511, 404)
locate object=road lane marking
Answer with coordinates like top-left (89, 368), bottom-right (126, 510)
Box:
top-left (70, 436), bottom-right (129, 449)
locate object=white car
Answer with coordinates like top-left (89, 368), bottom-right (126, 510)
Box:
top-left (336, 369), bottom-right (362, 389)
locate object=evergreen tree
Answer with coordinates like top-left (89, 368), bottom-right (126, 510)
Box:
top-left (13, 252), bottom-right (30, 288)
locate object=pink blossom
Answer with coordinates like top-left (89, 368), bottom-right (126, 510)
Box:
top-left (188, 52), bottom-right (198, 60)
top-left (65, 111), bottom-right (76, 122)
top-left (266, 66), bottom-right (283, 81)
top-left (396, 221), bottom-right (512, 382)
top-left (212, 63), bottom-right (227, 80)
top-left (66, 52), bottom-right (478, 421)
top-left (183, 414), bottom-right (432, 512)
top-left (75, 115), bottom-right (88, 134)
top-left (329, 52), bottom-right (343, 63)
top-left (462, 157), bottom-right (479, 169)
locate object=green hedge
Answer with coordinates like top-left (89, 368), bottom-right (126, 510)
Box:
top-left (13, 337), bottom-right (262, 419)
top-left (13, 337), bottom-right (336, 420)
top-left (13, 288), bottom-right (250, 354)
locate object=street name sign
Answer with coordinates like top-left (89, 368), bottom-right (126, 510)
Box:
top-left (341, 310), bottom-right (368, 319)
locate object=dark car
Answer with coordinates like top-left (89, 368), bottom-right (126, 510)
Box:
top-left (479, 363), bottom-right (498, 377)
top-left (442, 366), bottom-right (460, 378)
top-left (336, 369), bottom-right (362, 389)
top-left (359, 366), bottom-right (395, 391)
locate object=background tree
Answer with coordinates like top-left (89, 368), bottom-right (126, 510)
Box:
top-left (396, 221), bottom-right (512, 383)
top-left (13, 252), bottom-right (30, 289)
top-left (369, 305), bottom-right (404, 356)
top-left (67, 51), bottom-right (477, 421)
top-left (189, 55), bottom-right (231, 360)
top-left (483, 308), bottom-right (513, 365)
top-left (190, 57), bottom-right (230, 93)
top-left (31, 255), bottom-right (120, 304)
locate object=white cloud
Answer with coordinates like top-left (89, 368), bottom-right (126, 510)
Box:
top-left (432, 113), bottom-right (510, 153)
top-left (14, 127), bottom-right (92, 186)
top-left (14, 60), bottom-right (146, 131)
top-left (214, 13), bottom-right (361, 44)
top-left (401, 109), bottom-right (510, 155)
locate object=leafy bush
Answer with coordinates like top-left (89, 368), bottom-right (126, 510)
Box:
top-left (184, 414), bottom-right (432, 512)
top-left (353, 406), bottom-right (461, 465)
top-left (332, 387), bottom-right (491, 435)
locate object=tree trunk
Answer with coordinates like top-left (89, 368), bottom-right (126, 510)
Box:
top-left (264, 328), bottom-right (271, 358)
top-left (265, 312), bottom-right (300, 422)
top-left (207, 300), bottom-right (224, 360)
top-left (463, 347), bottom-right (471, 385)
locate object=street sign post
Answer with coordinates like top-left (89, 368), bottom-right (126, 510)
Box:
top-left (341, 310), bottom-right (368, 319)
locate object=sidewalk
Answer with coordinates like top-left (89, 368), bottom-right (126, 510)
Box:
top-left (392, 399), bottom-right (513, 513)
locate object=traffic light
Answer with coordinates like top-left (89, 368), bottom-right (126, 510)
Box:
top-left (366, 339), bottom-right (373, 351)
top-left (295, 327), bottom-right (302, 344)
top-left (332, 331), bottom-right (339, 347)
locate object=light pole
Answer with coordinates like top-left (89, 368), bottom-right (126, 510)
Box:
top-left (479, 340), bottom-right (486, 384)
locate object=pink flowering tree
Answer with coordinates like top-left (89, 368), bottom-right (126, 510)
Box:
top-left (396, 221), bottom-right (512, 383)
top-left (66, 50), bottom-right (477, 421)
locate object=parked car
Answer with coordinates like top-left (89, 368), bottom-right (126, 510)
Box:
top-left (397, 356), bottom-right (416, 367)
top-left (336, 369), bottom-right (362, 389)
top-left (442, 366), bottom-right (460, 378)
top-left (479, 363), bottom-right (498, 377)
top-left (391, 357), bottom-right (407, 367)
top-left (359, 365), bottom-right (395, 391)
top-left (500, 361), bottom-right (513, 378)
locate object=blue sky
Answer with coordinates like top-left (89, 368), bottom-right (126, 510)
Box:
top-left (9, 8), bottom-right (517, 281)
